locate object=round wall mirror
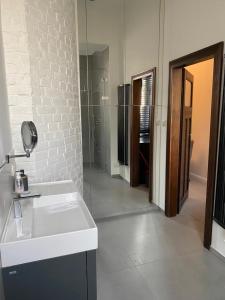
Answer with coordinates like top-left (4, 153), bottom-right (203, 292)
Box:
top-left (21, 121), bottom-right (38, 156)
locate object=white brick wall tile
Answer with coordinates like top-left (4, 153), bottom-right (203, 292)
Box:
top-left (1, 0), bottom-right (83, 193)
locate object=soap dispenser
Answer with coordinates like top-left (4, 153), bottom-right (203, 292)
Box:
top-left (14, 171), bottom-right (24, 194)
top-left (14, 170), bottom-right (29, 194)
top-left (20, 169), bottom-right (29, 193)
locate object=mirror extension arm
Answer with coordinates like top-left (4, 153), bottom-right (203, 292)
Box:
top-left (6, 152), bottom-right (30, 162)
top-left (0, 153), bottom-right (30, 171)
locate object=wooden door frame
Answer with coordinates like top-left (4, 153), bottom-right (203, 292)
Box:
top-left (165, 42), bottom-right (224, 248)
top-left (130, 67), bottom-right (156, 202)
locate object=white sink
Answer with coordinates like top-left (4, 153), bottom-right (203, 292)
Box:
top-left (0, 191), bottom-right (98, 268)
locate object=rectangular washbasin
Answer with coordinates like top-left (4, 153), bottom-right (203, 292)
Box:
top-left (0, 192), bottom-right (98, 268)
top-left (33, 193), bottom-right (92, 237)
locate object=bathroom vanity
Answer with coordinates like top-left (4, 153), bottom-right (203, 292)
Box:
top-left (0, 181), bottom-right (98, 300)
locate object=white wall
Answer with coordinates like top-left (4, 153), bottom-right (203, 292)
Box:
top-left (1, 0), bottom-right (83, 193)
top-left (186, 59), bottom-right (214, 182)
top-left (212, 222), bottom-right (225, 258)
top-left (124, 0), bottom-right (160, 82)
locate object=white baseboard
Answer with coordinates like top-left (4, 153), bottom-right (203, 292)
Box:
top-left (190, 172), bottom-right (207, 184)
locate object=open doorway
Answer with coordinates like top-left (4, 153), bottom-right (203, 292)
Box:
top-left (130, 68), bottom-right (156, 202)
top-left (165, 43), bottom-right (224, 249)
top-left (179, 60), bottom-right (214, 237)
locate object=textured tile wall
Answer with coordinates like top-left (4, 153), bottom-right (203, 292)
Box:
top-left (0, 4), bottom-right (14, 240)
top-left (91, 48), bottom-right (110, 172)
top-left (1, 0), bottom-right (36, 180)
top-left (25, 0), bottom-right (83, 191)
top-left (1, 0), bottom-right (83, 193)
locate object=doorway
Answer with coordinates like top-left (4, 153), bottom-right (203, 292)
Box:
top-left (130, 68), bottom-right (156, 202)
top-left (165, 42), bottom-right (224, 248)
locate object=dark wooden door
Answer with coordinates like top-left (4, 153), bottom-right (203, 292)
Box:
top-left (178, 69), bottom-right (194, 211)
top-left (214, 69), bottom-right (225, 228)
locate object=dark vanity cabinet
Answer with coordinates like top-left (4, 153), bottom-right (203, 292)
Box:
top-left (2, 251), bottom-right (97, 300)
top-left (118, 84), bottom-right (130, 165)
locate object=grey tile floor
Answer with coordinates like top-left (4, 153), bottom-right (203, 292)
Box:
top-left (96, 179), bottom-right (225, 300)
top-left (83, 166), bottom-right (155, 219)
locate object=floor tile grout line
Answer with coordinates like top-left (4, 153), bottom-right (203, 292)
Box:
top-left (95, 207), bottom-right (161, 223)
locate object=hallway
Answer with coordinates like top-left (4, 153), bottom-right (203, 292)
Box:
top-left (96, 179), bottom-right (225, 300)
top-left (181, 178), bottom-right (207, 240)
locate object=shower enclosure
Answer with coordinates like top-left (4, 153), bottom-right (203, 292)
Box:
top-left (77, 0), bottom-right (159, 219)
